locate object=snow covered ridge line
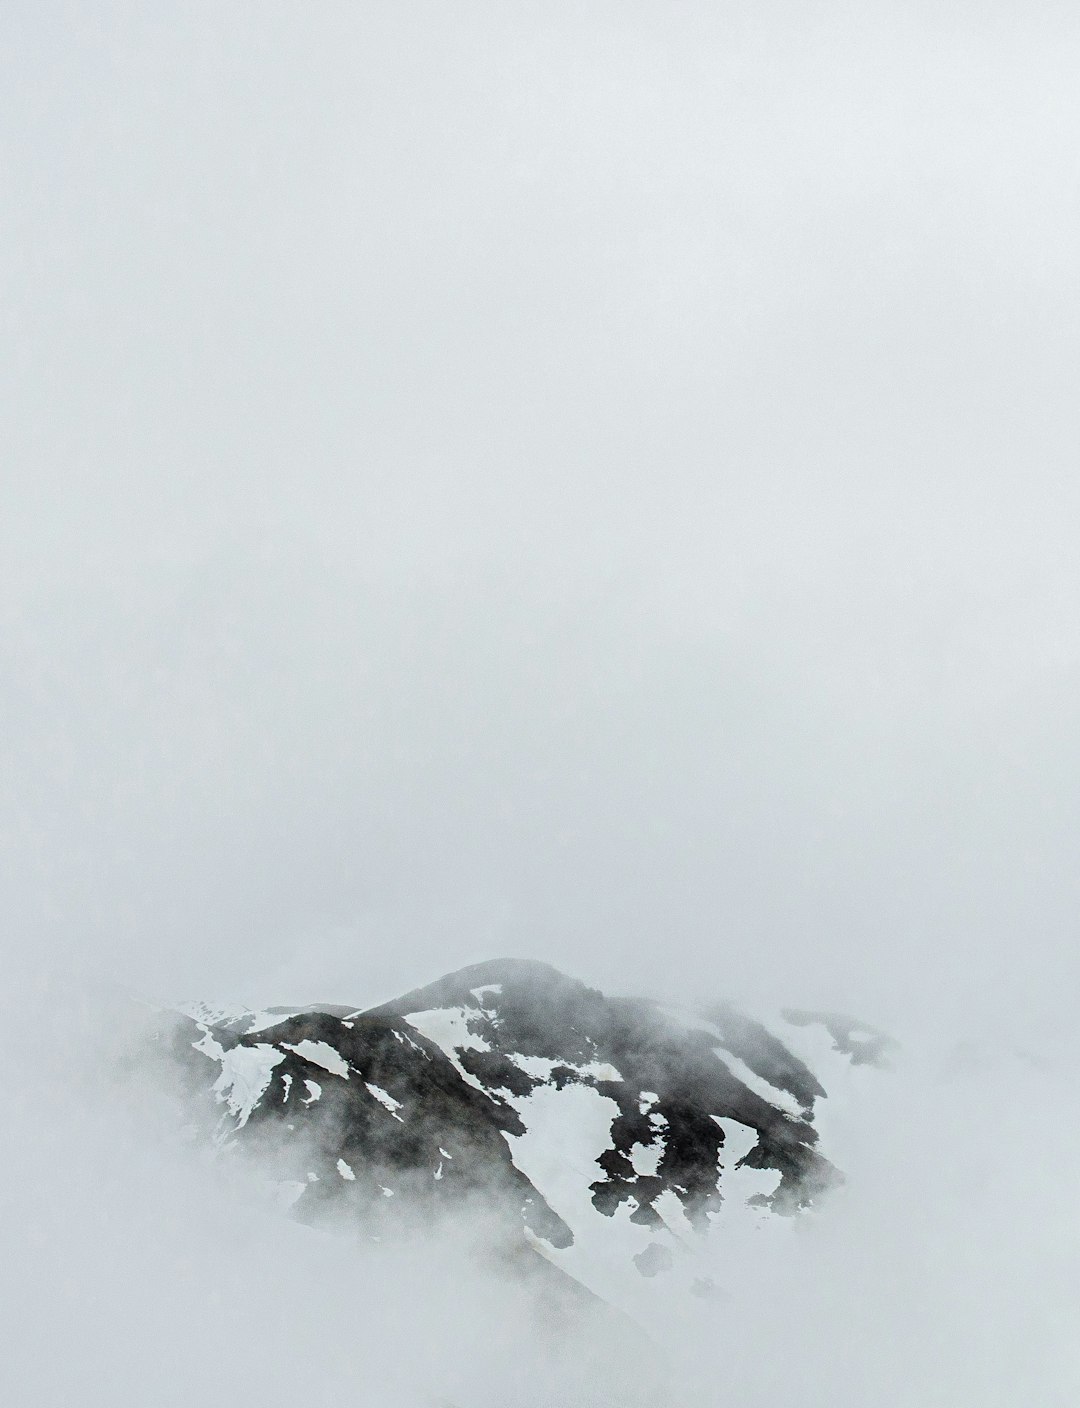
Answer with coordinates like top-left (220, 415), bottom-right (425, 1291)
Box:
top-left (163, 958), bottom-right (892, 1312)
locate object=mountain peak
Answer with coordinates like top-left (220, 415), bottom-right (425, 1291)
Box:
top-left (164, 958), bottom-right (888, 1320)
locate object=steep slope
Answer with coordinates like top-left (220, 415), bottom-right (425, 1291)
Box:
top-left (166, 958), bottom-right (889, 1318)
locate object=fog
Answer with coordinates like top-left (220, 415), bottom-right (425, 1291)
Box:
top-left (3, 2), bottom-right (1079, 1402)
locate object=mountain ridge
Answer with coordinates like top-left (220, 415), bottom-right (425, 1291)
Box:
top-left (161, 957), bottom-right (892, 1318)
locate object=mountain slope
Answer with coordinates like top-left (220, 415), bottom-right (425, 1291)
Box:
top-left (164, 958), bottom-right (890, 1316)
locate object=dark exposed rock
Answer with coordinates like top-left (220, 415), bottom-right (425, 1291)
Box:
top-left (165, 958), bottom-right (888, 1301)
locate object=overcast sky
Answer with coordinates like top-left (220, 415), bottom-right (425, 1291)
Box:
top-left (3, 1), bottom-right (1079, 1043)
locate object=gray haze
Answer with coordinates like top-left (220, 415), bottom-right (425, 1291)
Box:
top-left (4, 1), bottom-right (1080, 1034)
top-left (3, 5), bottom-right (1080, 1401)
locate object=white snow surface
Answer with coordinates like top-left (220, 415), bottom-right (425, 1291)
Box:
top-left (178, 1000), bottom-right (301, 1035)
top-left (404, 1006), bottom-right (493, 1094)
top-left (499, 1077), bottom-right (663, 1309)
top-left (469, 984), bottom-right (503, 1001)
top-left (511, 1053), bottom-right (624, 1083)
top-left (711, 1117), bottom-right (782, 1207)
top-left (192, 1030), bottom-right (226, 1063)
top-left (207, 1042), bottom-right (286, 1133)
top-left (244, 1008), bottom-right (302, 1034)
top-left (281, 1040), bottom-right (350, 1079)
top-left (711, 1047), bottom-right (806, 1118)
top-left (389, 1002), bottom-right (798, 1315)
top-left (492, 1032), bottom-right (802, 1320)
top-left (500, 1079), bottom-right (619, 1231)
top-left (365, 1083), bottom-right (404, 1119)
top-left (392, 1028), bottom-right (431, 1059)
top-left (629, 1125), bottom-right (665, 1177)
top-left (763, 1008), bottom-right (887, 1168)
top-left (178, 1000), bottom-right (253, 1030)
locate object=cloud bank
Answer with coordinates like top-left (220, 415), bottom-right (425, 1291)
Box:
top-left (3, 2), bottom-right (1079, 1402)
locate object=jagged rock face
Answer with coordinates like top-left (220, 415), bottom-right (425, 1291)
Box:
top-left (373, 960), bottom-right (837, 1223)
top-left (167, 958), bottom-right (889, 1313)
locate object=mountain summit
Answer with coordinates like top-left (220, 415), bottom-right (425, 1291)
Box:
top-left (162, 958), bottom-right (891, 1315)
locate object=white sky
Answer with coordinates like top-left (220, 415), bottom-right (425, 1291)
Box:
top-left (3, 1), bottom-right (1079, 1047)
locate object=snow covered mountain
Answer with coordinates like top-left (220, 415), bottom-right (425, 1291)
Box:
top-left (161, 958), bottom-right (893, 1320)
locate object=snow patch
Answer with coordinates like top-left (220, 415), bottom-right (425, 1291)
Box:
top-left (653, 1187), bottom-right (695, 1237)
top-left (470, 983), bottom-right (503, 1001)
top-left (712, 1048), bottom-right (805, 1118)
top-left (192, 1030), bottom-right (226, 1063)
top-left (510, 1053), bottom-right (624, 1084)
top-left (366, 1083), bottom-right (405, 1121)
top-left (631, 1122), bottom-right (666, 1177)
top-left (178, 1000), bottom-right (252, 1031)
top-left (281, 1040), bottom-right (350, 1079)
top-left (497, 1078), bottom-right (665, 1310)
top-left (392, 1028), bottom-right (431, 1059)
top-left (244, 1008), bottom-right (301, 1034)
top-left (365, 1083), bottom-right (402, 1113)
top-left (405, 1007), bottom-right (493, 1094)
top-left (711, 1118), bottom-right (782, 1209)
top-left (209, 1043), bottom-right (286, 1133)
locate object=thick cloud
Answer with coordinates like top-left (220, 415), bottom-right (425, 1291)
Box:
top-left (2, 4), bottom-right (1079, 1400)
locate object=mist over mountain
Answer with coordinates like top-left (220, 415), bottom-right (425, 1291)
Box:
top-left (160, 957), bottom-right (890, 1329)
top-left (5, 0), bottom-right (1080, 1403)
